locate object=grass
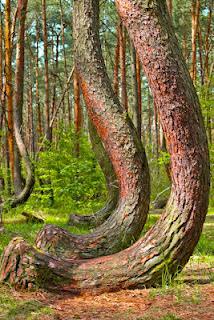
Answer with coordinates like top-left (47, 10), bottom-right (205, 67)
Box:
top-left (0, 207), bottom-right (213, 319)
top-left (0, 284), bottom-right (53, 320)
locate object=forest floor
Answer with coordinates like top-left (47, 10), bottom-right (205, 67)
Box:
top-left (0, 209), bottom-right (213, 320)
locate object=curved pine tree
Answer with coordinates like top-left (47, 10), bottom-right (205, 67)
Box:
top-left (34, 0), bottom-right (150, 260)
top-left (0, 0), bottom-right (209, 291)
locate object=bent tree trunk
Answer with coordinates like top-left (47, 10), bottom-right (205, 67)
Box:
top-left (0, 0), bottom-right (209, 292)
top-left (0, 0), bottom-right (34, 223)
top-left (35, 0), bottom-right (150, 260)
top-left (68, 119), bottom-right (119, 228)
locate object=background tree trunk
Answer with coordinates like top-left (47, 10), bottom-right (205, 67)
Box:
top-left (191, 0), bottom-right (200, 83)
top-left (119, 22), bottom-right (128, 111)
top-left (42, 0), bottom-right (51, 142)
top-left (5, 0), bottom-right (14, 185)
top-left (73, 67), bottom-right (82, 157)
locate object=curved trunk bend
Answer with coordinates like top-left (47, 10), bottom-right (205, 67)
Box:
top-left (0, 0), bottom-right (209, 292)
top-left (35, 0), bottom-right (150, 260)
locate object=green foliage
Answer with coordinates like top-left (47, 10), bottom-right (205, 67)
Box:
top-left (29, 127), bottom-right (106, 212)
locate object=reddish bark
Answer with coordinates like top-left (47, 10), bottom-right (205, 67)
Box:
top-left (14, 0), bottom-right (28, 195)
top-left (5, 0), bottom-right (14, 183)
top-left (119, 22), bottom-right (128, 111)
top-left (0, 0), bottom-right (209, 293)
top-left (167, 0), bottom-right (173, 16)
top-left (0, 3), bottom-right (2, 97)
top-left (191, 0), bottom-right (200, 83)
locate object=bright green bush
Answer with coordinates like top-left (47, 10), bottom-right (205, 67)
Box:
top-left (30, 127), bottom-right (106, 211)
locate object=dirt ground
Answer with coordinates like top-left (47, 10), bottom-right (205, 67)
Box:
top-left (8, 282), bottom-right (213, 320)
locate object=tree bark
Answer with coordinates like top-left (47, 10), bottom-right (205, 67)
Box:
top-left (59, 0), bottom-right (71, 125)
top-left (191, 0), bottom-right (200, 83)
top-left (35, 18), bottom-right (42, 145)
top-left (68, 119), bottom-right (119, 228)
top-left (0, 0), bottom-right (2, 98)
top-left (113, 23), bottom-right (120, 96)
top-left (119, 22), bottom-right (128, 111)
top-left (0, 0), bottom-right (209, 293)
top-left (0, 0), bottom-right (34, 221)
top-left (73, 67), bottom-right (82, 157)
top-left (130, 45), bottom-right (142, 140)
top-left (14, 0), bottom-right (28, 195)
top-left (42, 0), bottom-right (51, 143)
top-left (5, 0), bottom-right (14, 184)
top-left (35, 0), bottom-right (150, 260)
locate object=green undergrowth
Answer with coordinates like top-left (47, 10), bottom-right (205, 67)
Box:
top-left (0, 285), bottom-right (53, 320)
top-left (0, 208), bottom-right (213, 264)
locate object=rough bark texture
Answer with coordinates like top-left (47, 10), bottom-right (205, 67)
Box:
top-left (68, 119), bottom-right (119, 228)
top-left (14, 0), bottom-right (28, 195)
top-left (5, 0), bottom-right (14, 183)
top-left (0, 0), bottom-right (209, 293)
top-left (35, 0), bottom-right (150, 260)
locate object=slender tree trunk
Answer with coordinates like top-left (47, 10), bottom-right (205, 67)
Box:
top-left (204, 1), bottom-right (212, 84)
top-left (113, 23), bottom-right (120, 96)
top-left (59, 0), bottom-right (71, 125)
top-left (204, 1), bottom-right (212, 144)
top-left (0, 0), bottom-right (209, 293)
top-left (0, 1), bottom-right (2, 98)
top-left (36, 19), bottom-right (42, 144)
top-left (119, 22), bottom-right (128, 111)
top-left (182, 33), bottom-right (188, 62)
top-left (136, 52), bottom-right (142, 138)
top-left (2, 0), bottom-right (35, 213)
top-left (27, 77), bottom-right (35, 155)
top-left (147, 88), bottom-right (152, 146)
top-left (167, 0), bottom-right (173, 17)
top-left (5, 0), bottom-right (14, 184)
top-left (130, 44), bottom-right (141, 138)
top-left (191, 0), bottom-right (200, 83)
top-left (197, 24), bottom-right (204, 85)
top-left (0, 2), bottom-right (4, 205)
top-left (73, 68), bottom-right (82, 157)
top-left (154, 101), bottom-right (159, 160)
top-left (42, 0), bottom-right (51, 142)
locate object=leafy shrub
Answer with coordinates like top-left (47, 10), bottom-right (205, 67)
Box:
top-left (30, 127), bottom-right (106, 211)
